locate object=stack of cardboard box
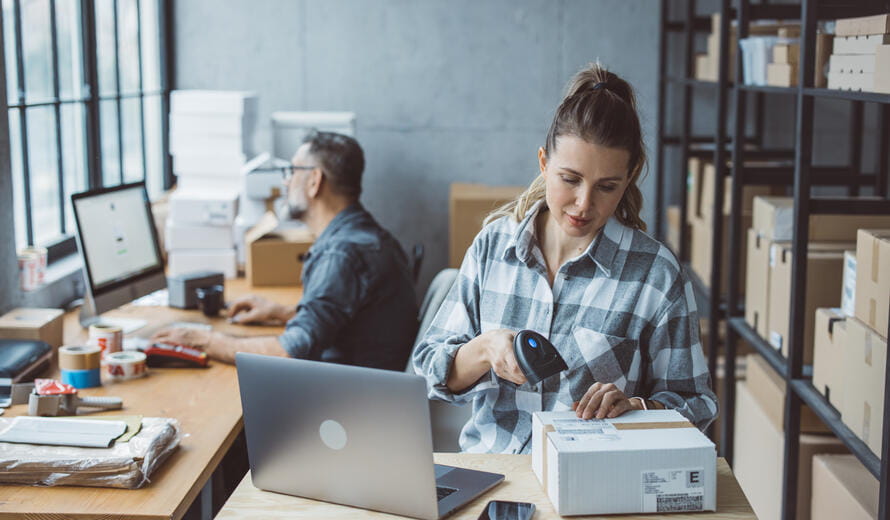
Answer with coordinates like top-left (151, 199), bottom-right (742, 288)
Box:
top-left (448, 183), bottom-right (525, 268)
top-left (829, 14), bottom-right (890, 91)
top-left (764, 28), bottom-right (832, 88)
top-left (811, 455), bottom-right (879, 520)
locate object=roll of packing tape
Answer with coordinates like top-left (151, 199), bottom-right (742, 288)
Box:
top-left (104, 351), bottom-right (148, 381)
top-left (89, 324), bottom-right (123, 357)
top-left (61, 368), bottom-right (101, 389)
top-left (58, 345), bottom-right (102, 371)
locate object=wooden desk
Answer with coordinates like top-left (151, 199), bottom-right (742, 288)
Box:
top-left (0, 279), bottom-right (301, 520)
top-left (216, 455), bottom-right (754, 520)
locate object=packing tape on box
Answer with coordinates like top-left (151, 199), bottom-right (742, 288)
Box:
top-left (104, 351), bottom-right (148, 381)
top-left (58, 345), bottom-right (102, 370)
top-left (61, 367), bottom-right (101, 389)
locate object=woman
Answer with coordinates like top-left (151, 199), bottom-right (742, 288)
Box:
top-left (413, 64), bottom-right (717, 454)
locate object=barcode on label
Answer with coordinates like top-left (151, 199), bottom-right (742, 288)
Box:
top-left (657, 494), bottom-right (703, 512)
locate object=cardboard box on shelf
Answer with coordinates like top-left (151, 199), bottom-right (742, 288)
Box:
top-left (811, 455), bottom-right (879, 520)
top-left (815, 33), bottom-right (834, 88)
top-left (733, 380), bottom-right (848, 520)
top-left (745, 353), bottom-right (830, 434)
top-left (875, 45), bottom-right (890, 93)
top-left (833, 34), bottom-right (890, 55)
top-left (767, 242), bottom-right (851, 364)
top-left (698, 163), bottom-right (779, 220)
top-left (841, 316), bottom-right (887, 458)
top-left (745, 228), bottom-right (785, 338)
top-left (773, 42), bottom-right (800, 65)
top-left (532, 410), bottom-right (716, 516)
top-left (835, 13), bottom-right (890, 37)
top-left (686, 157), bottom-right (707, 221)
top-left (842, 250), bottom-right (857, 317)
top-left (812, 308), bottom-right (848, 410)
top-left (449, 183), bottom-right (525, 268)
top-left (752, 196), bottom-right (890, 242)
top-left (767, 62), bottom-right (797, 87)
top-left (168, 188), bottom-right (239, 226)
top-left (0, 308), bottom-right (64, 360)
top-left (854, 229), bottom-right (890, 338)
top-left (245, 212), bottom-right (314, 287)
top-left (689, 212), bottom-right (752, 297)
top-left (168, 249), bottom-right (237, 279)
top-left (695, 53), bottom-right (715, 81)
top-left (829, 53), bottom-right (877, 74)
top-left (165, 221), bottom-right (235, 250)
top-left (828, 70), bottom-right (876, 91)
top-left (665, 205), bottom-right (685, 254)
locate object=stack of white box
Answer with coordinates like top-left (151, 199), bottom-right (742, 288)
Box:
top-left (166, 90), bottom-right (259, 279)
top-left (828, 14), bottom-right (890, 91)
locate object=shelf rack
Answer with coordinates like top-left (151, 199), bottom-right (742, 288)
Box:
top-left (655, 1), bottom-right (890, 519)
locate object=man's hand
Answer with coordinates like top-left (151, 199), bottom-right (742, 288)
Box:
top-left (227, 295), bottom-right (294, 324)
top-left (572, 382), bottom-right (642, 420)
top-left (150, 327), bottom-right (212, 350)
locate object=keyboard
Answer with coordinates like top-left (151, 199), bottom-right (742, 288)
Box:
top-left (436, 486), bottom-right (458, 501)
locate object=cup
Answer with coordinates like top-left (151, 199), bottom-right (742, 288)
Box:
top-left (195, 285), bottom-right (224, 317)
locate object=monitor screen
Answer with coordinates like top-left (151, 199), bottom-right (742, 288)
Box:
top-left (72, 182), bottom-right (164, 293)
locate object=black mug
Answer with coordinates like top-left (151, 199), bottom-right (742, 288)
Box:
top-left (195, 285), bottom-right (224, 317)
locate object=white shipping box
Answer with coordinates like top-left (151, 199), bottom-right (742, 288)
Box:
top-left (175, 174), bottom-right (243, 194)
top-left (170, 111), bottom-right (256, 138)
top-left (842, 250), bottom-right (857, 317)
top-left (167, 249), bottom-right (237, 279)
top-left (829, 53), bottom-right (877, 74)
top-left (169, 188), bottom-right (239, 226)
top-left (170, 132), bottom-right (254, 157)
top-left (170, 90), bottom-right (258, 116)
top-left (532, 410), bottom-right (716, 516)
top-left (165, 220), bottom-right (235, 250)
top-left (173, 151), bottom-right (247, 177)
top-left (833, 34), bottom-right (890, 55)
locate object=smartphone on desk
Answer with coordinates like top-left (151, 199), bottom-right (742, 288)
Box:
top-left (477, 500), bottom-right (535, 520)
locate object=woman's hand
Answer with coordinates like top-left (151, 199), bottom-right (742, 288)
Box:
top-left (573, 382), bottom-right (643, 420)
top-left (482, 329), bottom-right (526, 385)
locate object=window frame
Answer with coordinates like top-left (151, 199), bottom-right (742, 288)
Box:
top-left (2, 0), bottom-right (172, 264)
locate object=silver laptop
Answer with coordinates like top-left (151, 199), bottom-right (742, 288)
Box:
top-left (236, 353), bottom-right (504, 520)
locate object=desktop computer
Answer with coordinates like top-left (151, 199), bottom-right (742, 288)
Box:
top-left (71, 182), bottom-right (167, 333)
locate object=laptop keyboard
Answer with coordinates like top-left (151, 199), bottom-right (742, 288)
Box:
top-left (436, 486), bottom-right (458, 501)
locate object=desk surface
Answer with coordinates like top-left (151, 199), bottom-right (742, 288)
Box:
top-left (216, 455), bottom-right (755, 520)
top-left (0, 279), bottom-right (299, 520)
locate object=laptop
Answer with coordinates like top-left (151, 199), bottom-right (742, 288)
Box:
top-left (236, 353), bottom-right (504, 520)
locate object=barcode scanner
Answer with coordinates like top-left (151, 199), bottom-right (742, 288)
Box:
top-left (513, 330), bottom-right (568, 386)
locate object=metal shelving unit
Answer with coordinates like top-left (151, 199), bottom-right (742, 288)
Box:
top-left (657, 1), bottom-right (890, 519)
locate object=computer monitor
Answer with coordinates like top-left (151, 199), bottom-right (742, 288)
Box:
top-left (71, 181), bottom-right (167, 332)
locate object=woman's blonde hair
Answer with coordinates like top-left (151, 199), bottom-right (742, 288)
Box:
top-left (486, 63), bottom-right (647, 231)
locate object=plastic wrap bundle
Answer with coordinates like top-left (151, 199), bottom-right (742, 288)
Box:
top-left (0, 417), bottom-right (181, 488)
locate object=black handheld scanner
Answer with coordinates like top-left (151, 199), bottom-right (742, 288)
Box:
top-left (512, 330), bottom-right (568, 386)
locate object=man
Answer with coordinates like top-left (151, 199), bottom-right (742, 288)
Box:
top-left (153, 131), bottom-right (418, 371)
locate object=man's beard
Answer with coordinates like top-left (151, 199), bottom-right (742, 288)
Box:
top-left (287, 188), bottom-right (308, 220)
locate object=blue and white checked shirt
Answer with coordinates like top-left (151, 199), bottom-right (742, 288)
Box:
top-left (413, 202), bottom-right (717, 454)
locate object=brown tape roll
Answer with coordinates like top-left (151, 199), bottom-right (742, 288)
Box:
top-left (58, 345), bottom-right (102, 370)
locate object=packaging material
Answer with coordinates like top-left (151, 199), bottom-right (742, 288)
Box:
top-left (164, 222), bottom-right (235, 250)
top-left (666, 205), bottom-right (683, 254)
top-left (0, 308), bottom-right (64, 353)
top-left (0, 417), bottom-right (180, 489)
top-left (876, 45), bottom-right (890, 93)
top-left (532, 410), bottom-right (716, 516)
top-left (745, 353), bottom-right (829, 434)
top-left (245, 212), bottom-right (314, 286)
top-left (689, 213), bottom-right (752, 296)
top-left (745, 228), bottom-right (785, 338)
top-left (168, 249), bottom-right (237, 279)
top-left (812, 308), bottom-right (848, 409)
top-left (842, 250), bottom-right (857, 317)
top-left (811, 455), bottom-right (879, 520)
top-left (767, 242), bottom-right (850, 364)
top-left (733, 380), bottom-right (847, 520)
top-left (449, 183), bottom-right (525, 268)
top-left (168, 188), bottom-right (239, 226)
top-left (841, 316), bottom-right (887, 457)
top-left (854, 229), bottom-right (890, 337)
top-left (740, 36), bottom-right (783, 86)
top-left (752, 196), bottom-right (890, 241)
top-left (767, 62), bottom-right (796, 87)
top-left (835, 14), bottom-right (890, 37)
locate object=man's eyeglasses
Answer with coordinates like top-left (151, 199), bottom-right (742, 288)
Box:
top-left (250, 165), bottom-right (319, 181)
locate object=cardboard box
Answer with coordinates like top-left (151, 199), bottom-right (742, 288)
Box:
top-left (245, 212), bottom-right (314, 287)
top-left (833, 34), bottom-right (890, 56)
top-left (733, 380), bottom-right (848, 520)
top-left (812, 308), bottom-right (848, 409)
top-left (0, 308), bottom-right (65, 360)
top-left (767, 62), bottom-right (797, 87)
top-left (841, 317), bottom-right (887, 457)
top-left (689, 213), bottom-right (752, 296)
top-left (745, 353), bottom-right (830, 434)
top-left (752, 196), bottom-right (890, 242)
top-left (695, 53), bottom-right (715, 81)
top-left (835, 14), bottom-right (890, 37)
top-left (828, 70), bottom-right (876, 91)
top-left (449, 183), bottom-right (524, 268)
top-left (842, 250), bottom-right (857, 317)
top-left (816, 33), bottom-right (834, 88)
top-left (698, 163), bottom-right (778, 220)
top-left (811, 455), bottom-right (879, 520)
top-left (829, 53), bottom-right (877, 74)
top-left (165, 220), bottom-right (235, 250)
top-left (767, 242), bottom-right (851, 364)
top-left (666, 204), bottom-right (683, 254)
top-left (169, 187), bottom-right (239, 226)
top-left (773, 43), bottom-right (800, 65)
top-left (854, 229), bottom-right (890, 337)
top-left (875, 45), bottom-right (890, 93)
top-left (745, 228), bottom-right (785, 338)
top-left (686, 157), bottom-right (706, 221)
top-left (532, 410), bottom-right (716, 516)
top-left (168, 249), bottom-right (237, 279)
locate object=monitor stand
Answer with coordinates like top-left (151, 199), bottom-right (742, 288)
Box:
top-left (79, 292), bottom-right (147, 334)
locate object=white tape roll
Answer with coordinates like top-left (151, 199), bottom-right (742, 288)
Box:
top-left (89, 324), bottom-right (123, 357)
top-left (104, 351), bottom-right (148, 381)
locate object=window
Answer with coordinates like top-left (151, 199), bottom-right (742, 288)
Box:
top-left (2, 0), bottom-right (169, 262)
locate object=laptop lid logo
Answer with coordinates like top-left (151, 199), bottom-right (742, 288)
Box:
top-left (319, 419), bottom-right (348, 450)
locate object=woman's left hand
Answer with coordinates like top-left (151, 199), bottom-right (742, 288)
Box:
top-left (573, 382), bottom-right (642, 420)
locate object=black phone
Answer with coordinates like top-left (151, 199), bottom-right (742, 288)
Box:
top-left (476, 500), bottom-right (536, 520)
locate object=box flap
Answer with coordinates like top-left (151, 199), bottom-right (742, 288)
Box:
top-left (245, 212), bottom-right (281, 244)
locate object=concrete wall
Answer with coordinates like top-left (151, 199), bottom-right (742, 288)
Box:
top-left (174, 0), bottom-right (660, 292)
